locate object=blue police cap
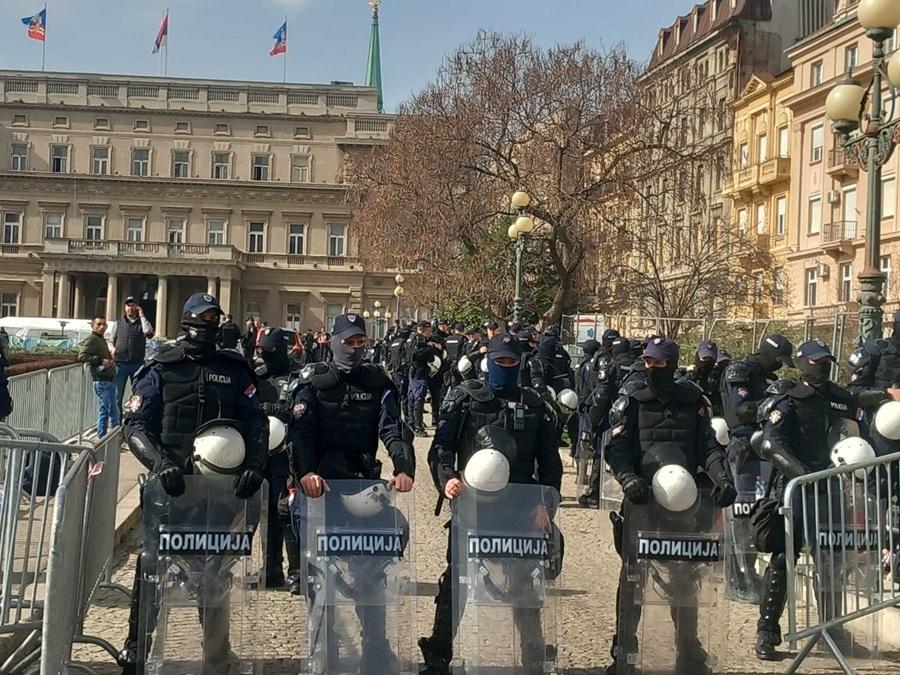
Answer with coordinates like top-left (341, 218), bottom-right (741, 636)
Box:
top-left (258, 327), bottom-right (291, 350)
top-left (333, 313), bottom-right (367, 338)
top-left (697, 340), bottom-right (718, 361)
top-left (643, 336), bottom-right (679, 363)
top-left (182, 293), bottom-right (222, 318)
top-left (796, 339), bottom-right (834, 362)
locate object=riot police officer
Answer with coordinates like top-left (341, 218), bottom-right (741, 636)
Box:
top-left (442, 323), bottom-right (468, 398)
top-left (386, 324), bottom-right (412, 417)
top-left (679, 340), bottom-right (726, 416)
top-left (407, 321), bottom-right (441, 436)
top-left (116, 293), bottom-right (268, 673)
top-left (419, 333), bottom-right (562, 675)
top-left (605, 337), bottom-right (735, 675)
top-left (849, 310), bottom-right (900, 400)
top-left (530, 330), bottom-right (576, 443)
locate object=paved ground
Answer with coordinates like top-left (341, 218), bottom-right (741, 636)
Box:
top-left (71, 434), bottom-right (900, 674)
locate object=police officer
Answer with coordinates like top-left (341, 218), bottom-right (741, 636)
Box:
top-left (419, 333), bottom-right (562, 674)
top-left (442, 323), bottom-right (468, 397)
top-left (407, 321), bottom-right (441, 436)
top-left (530, 330), bottom-right (577, 443)
top-left (435, 319), bottom-right (451, 342)
top-left (605, 337), bottom-right (735, 675)
top-left (679, 340), bottom-right (726, 416)
top-left (288, 313), bottom-right (415, 667)
top-left (116, 293), bottom-right (268, 673)
top-left (849, 310), bottom-right (900, 402)
top-left (754, 339), bottom-right (883, 661)
top-left (255, 327), bottom-right (304, 593)
top-left (459, 326), bottom-right (486, 382)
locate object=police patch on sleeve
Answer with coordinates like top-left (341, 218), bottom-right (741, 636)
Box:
top-left (737, 387), bottom-right (749, 399)
top-left (125, 394), bottom-right (142, 413)
top-left (293, 401), bottom-right (308, 419)
top-left (767, 409), bottom-right (782, 424)
top-left (244, 383), bottom-right (256, 398)
top-left (611, 424), bottom-right (625, 437)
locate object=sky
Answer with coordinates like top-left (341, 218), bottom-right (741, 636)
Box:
top-left (0, 0), bottom-right (685, 112)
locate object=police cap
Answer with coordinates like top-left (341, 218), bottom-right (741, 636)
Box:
top-left (643, 336), bottom-right (679, 364)
top-left (454, 322), bottom-right (466, 331)
top-left (796, 339), bottom-right (834, 362)
top-left (760, 334), bottom-right (795, 367)
top-left (696, 339), bottom-right (718, 361)
top-left (417, 320), bottom-right (431, 329)
top-left (259, 327), bottom-right (291, 350)
top-left (488, 333), bottom-right (522, 362)
top-left (333, 314), bottom-right (367, 339)
top-left (182, 293), bottom-right (222, 318)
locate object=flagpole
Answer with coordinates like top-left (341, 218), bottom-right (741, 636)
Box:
top-left (164, 6), bottom-right (169, 77)
top-left (41, 2), bottom-right (47, 71)
top-left (283, 17), bottom-right (288, 84)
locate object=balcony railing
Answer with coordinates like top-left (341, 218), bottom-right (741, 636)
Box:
top-left (43, 238), bottom-right (241, 261)
top-left (827, 149), bottom-right (859, 177)
top-left (822, 221), bottom-right (857, 245)
top-left (759, 157), bottom-right (790, 184)
top-left (0, 243), bottom-right (42, 256)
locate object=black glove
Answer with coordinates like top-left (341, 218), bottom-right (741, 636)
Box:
top-left (261, 401), bottom-right (291, 423)
top-left (713, 482), bottom-right (738, 508)
top-left (620, 473), bottom-right (650, 505)
top-left (157, 464), bottom-right (185, 497)
top-left (234, 469), bottom-right (265, 499)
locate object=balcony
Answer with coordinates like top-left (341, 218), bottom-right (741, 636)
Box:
top-left (758, 157), bottom-right (790, 186)
top-left (43, 238), bottom-right (242, 262)
top-left (827, 149), bottom-right (859, 180)
top-left (821, 221), bottom-right (856, 256)
top-left (0, 243), bottom-right (42, 257)
top-left (242, 252), bottom-right (362, 271)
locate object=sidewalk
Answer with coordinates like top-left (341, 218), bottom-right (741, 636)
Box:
top-left (113, 449), bottom-right (143, 547)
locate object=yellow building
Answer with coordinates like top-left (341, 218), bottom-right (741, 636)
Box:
top-left (723, 70), bottom-right (794, 317)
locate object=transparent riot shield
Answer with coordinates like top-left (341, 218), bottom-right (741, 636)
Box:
top-left (575, 430), bottom-right (593, 492)
top-left (598, 432), bottom-right (624, 510)
top-left (724, 491), bottom-right (762, 604)
top-left (138, 474), bottom-right (267, 675)
top-left (452, 483), bottom-right (562, 674)
top-left (296, 479), bottom-right (414, 675)
top-left (616, 489), bottom-right (726, 675)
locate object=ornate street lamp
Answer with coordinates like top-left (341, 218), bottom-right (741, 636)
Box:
top-left (826, 0), bottom-right (900, 341)
top-left (508, 191), bottom-right (534, 324)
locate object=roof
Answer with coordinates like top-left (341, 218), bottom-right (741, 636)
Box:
top-left (647, 0), bottom-right (773, 71)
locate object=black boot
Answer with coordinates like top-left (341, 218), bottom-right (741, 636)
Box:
top-left (756, 556), bottom-right (787, 661)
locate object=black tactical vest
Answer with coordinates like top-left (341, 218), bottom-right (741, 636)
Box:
top-left (634, 383), bottom-right (703, 474)
top-left (388, 338), bottom-right (407, 371)
top-left (114, 317), bottom-right (147, 364)
top-left (786, 389), bottom-right (831, 472)
top-left (444, 335), bottom-right (466, 364)
top-left (874, 340), bottom-right (900, 388)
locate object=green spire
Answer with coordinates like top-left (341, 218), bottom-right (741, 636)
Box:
top-left (365, 0), bottom-right (383, 113)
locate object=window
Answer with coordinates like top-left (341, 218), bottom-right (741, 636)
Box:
top-left (247, 221), bottom-right (266, 253)
top-left (845, 44), bottom-right (859, 71)
top-left (10, 143), bottom-right (27, 171)
top-left (251, 154), bottom-right (270, 181)
top-left (43, 212), bottom-right (63, 239)
top-left (52, 116), bottom-right (69, 128)
top-left (12, 114), bottom-right (27, 126)
top-left (131, 148), bottom-right (150, 176)
top-left (756, 202), bottom-right (767, 234)
top-left (325, 303), bottom-right (343, 332)
top-left (125, 217), bottom-right (144, 242)
top-left (94, 117), bottom-right (110, 130)
top-left (776, 196), bottom-right (787, 235)
top-left (738, 142), bottom-right (749, 168)
top-left (840, 262), bottom-right (853, 302)
top-left (50, 144), bottom-right (68, 173)
top-left (778, 126), bottom-right (789, 158)
top-left (294, 126), bottom-right (311, 139)
top-left (207, 219), bottom-right (226, 245)
top-left (805, 267), bottom-right (818, 306)
top-left (808, 195), bottom-right (822, 235)
top-left (174, 121), bottom-right (191, 134)
top-left (285, 303), bottom-right (302, 331)
top-left (327, 224), bottom-right (346, 257)
top-left (757, 134), bottom-right (768, 163)
top-left (882, 255), bottom-right (893, 297)
top-left (172, 150), bottom-right (190, 178)
top-left (214, 123), bottom-right (230, 135)
top-left (91, 146), bottom-right (109, 175)
top-left (811, 124), bottom-right (824, 163)
top-left (134, 119), bottom-right (150, 132)
top-left (288, 223), bottom-right (306, 254)
top-left (290, 155), bottom-right (310, 183)
top-left (737, 208), bottom-right (748, 234)
top-left (882, 175), bottom-right (896, 219)
top-left (2, 213), bottom-right (21, 244)
top-left (254, 125), bottom-right (271, 137)
top-left (811, 61), bottom-right (824, 87)
top-left (0, 293), bottom-right (17, 318)
top-left (84, 214), bottom-right (104, 240)
top-left (166, 218), bottom-right (185, 244)
top-left (212, 152), bottom-right (230, 180)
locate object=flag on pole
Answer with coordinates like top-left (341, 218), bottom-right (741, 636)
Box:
top-left (269, 21), bottom-right (287, 56)
top-left (152, 12), bottom-right (169, 54)
top-left (21, 8), bottom-right (47, 42)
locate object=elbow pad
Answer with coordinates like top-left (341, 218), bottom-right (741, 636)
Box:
top-left (760, 440), bottom-right (806, 480)
top-left (123, 427), bottom-right (164, 471)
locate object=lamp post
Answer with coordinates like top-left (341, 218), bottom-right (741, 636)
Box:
top-left (394, 274), bottom-right (405, 323)
top-left (508, 191), bottom-right (535, 324)
top-left (826, 0), bottom-right (900, 341)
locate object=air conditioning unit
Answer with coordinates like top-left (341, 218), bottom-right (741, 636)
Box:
top-left (817, 262), bottom-right (831, 278)
top-left (827, 190), bottom-right (842, 205)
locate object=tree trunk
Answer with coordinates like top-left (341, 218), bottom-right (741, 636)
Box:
top-left (542, 273), bottom-right (571, 327)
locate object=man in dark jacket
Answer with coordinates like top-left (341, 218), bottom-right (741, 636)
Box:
top-left (218, 314), bottom-right (241, 350)
top-left (78, 315), bottom-right (118, 438)
top-left (110, 297), bottom-right (154, 415)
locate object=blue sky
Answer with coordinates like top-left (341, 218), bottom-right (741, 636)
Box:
top-left (1, 0), bottom-right (683, 111)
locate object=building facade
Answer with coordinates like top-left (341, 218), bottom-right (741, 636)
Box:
top-left (0, 70), bottom-right (398, 337)
top-left (782, 0), bottom-right (900, 317)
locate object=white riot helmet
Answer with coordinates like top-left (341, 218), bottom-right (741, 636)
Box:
top-left (874, 401), bottom-right (900, 441)
top-left (458, 354), bottom-right (473, 375)
top-left (831, 437), bottom-right (876, 479)
top-left (340, 482), bottom-right (389, 518)
top-left (651, 465), bottom-right (698, 512)
top-left (480, 357), bottom-right (489, 374)
top-left (192, 424), bottom-right (245, 475)
top-left (710, 417), bottom-right (729, 446)
top-left (557, 388), bottom-right (579, 415)
top-left (463, 426), bottom-right (515, 495)
top-left (428, 355), bottom-right (443, 377)
top-left (267, 416), bottom-right (286, 451)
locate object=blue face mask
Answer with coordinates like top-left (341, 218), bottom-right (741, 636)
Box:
top-left (487, 359), bottom-right (521, 400)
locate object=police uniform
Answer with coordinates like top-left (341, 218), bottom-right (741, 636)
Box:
top-left (406, 323), bottom-right (440, 435)
top-left (386, 327), bottom-right (412, 414)
top-left (679, 340), bottom-right (726, 416)
top-left (117, 293), bottom-right (268, 674)
top-left (530, 332), bottom-right (576, 444)
top-left (848, 311), bottom-right (900, 398)
top-left (441, 325), bottom-right (468, 400)
top-left (605, 337), bottom-right (734, 675)
top-left (419, 334), bottom-right (562, 675)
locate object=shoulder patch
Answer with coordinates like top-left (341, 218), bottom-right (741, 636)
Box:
top-left (767, 409), bottom-right (783, 424)
top-left (125, 394), bottom-right (143, 414)
top-left (298, 362), bottom-right (329, 384)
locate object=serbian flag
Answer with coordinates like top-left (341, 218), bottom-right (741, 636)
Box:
top-left (152, 12), bottom-right (169, 54)
top-left (21, 8), bottom-right (47, 42)
top-left (269, 21), bottom-right (287, 56)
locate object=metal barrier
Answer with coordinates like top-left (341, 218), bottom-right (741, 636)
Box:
top-left (4, 371), bottom-right (48, 433)
top-left (783, 451), bottom-right (900, 674)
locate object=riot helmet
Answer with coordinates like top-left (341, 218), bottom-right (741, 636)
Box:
top-left (463, 426), bottom-right (516, 495)
top-left (267, 416), bottom-right (286, 451)
top-left (192, 422), bottom-right (246, 474)
top-left (651, 464), bottom-right (698, 513)
top-left (831, 437), bottom-right (876, 479)
top-left (710, 417), bottom-right (729, 446)
top-left (339, 481), bottom-right (390, 518)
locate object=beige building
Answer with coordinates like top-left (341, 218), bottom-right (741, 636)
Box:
top-left (782, 0), bottom-right (899, 317)
top-left (0, 70), bottom-right (399, 336)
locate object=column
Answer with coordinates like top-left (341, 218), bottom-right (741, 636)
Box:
top-left (73, 276), bottom-right (85, 319)
top-left (41, 270), bottom-right (55, 318)
top-left (106, 273), bottom-right (119, 320)
top-left (56, 274), bottom-right (71, 318)
top-left (207, 277), bottom-right (217, 298)
top-left (156, 275), bottom-right (169, 339)
top-left (219, 278), bottom-right (233, 317)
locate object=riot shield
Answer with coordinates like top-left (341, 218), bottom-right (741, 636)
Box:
top-left (598, 432), bottom-right (624, 510)
top-left (616, 489), bottom-right (726, 675)
top-left (451, 483), bottom-right (562, 674)
top-left (138, 475), bottom-right (267, 675)
top-left (295, 479), bottom-right (414, 674)
top-left (575, 430), bottom-right (593, 492)
top-left (724, 490), bottom-right (762, 604)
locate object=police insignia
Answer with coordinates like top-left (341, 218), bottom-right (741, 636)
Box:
top-left (202, 294), bottom-right (213, 302)
top-left (611, 424), bottom-right (624, 437)
top-left (737, 387), bottom-right (749, 398)
top-left (348, 314), bottom-right (358, 322)
top-left (293, 402), bottom-right (307, 418)
top-left (856, 407), bottom-right (865, 422)
top-left (243, 384), bottom-right (256, 398)
top-left (768, 409), bottom-right (783, 424)
top-left (125, 394), bottom-right (142, 413)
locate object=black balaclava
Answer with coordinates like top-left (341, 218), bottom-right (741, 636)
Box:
top-left (695, 356), bottom-right (715, 380)
top-left (182, 313), bottom-right (219, 357)
top-left (582, 339), bottom-right (600, 359)
top-left (798, 358), bottom-right (831, 388)
top-left (538, 334), bottom-right (559, 358)
top-left (647, 360), bottom-right (678, 397)
top-left (262, 346), bottom-right (290, 377)
top-left (333, 339), bottom-right (364, 373)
